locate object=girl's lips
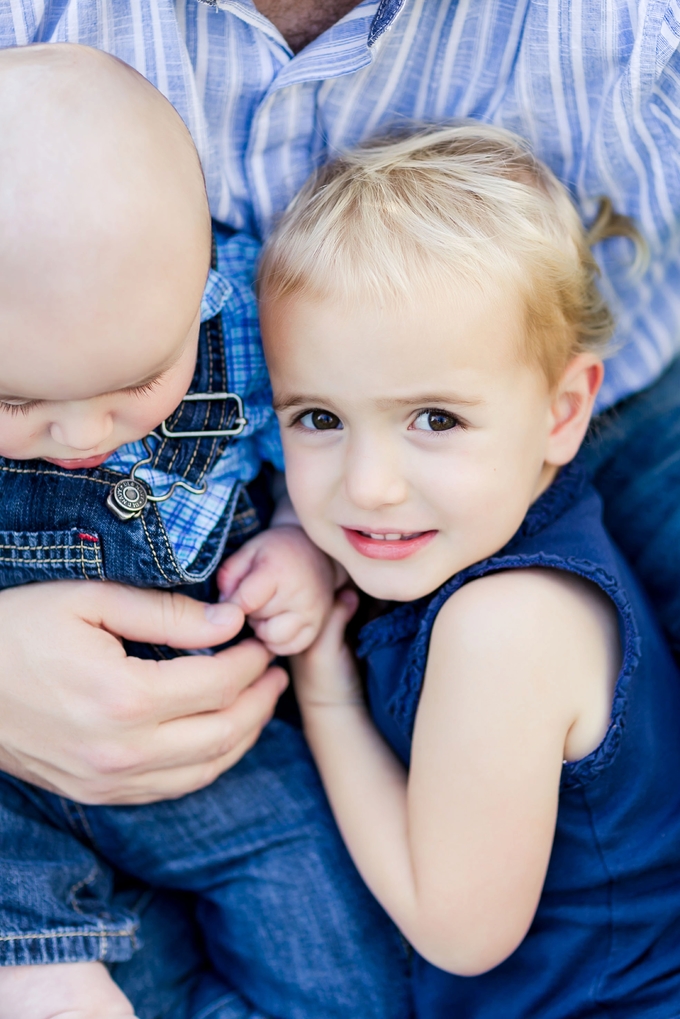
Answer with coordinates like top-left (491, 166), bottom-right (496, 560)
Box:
top-left (342, 527), bottom-right (437, 560)
top-left (43, 452), bottom-right (112, 469)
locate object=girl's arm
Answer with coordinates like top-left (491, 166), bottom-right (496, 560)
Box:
top-left (293, 568), bottom-right (618, 976)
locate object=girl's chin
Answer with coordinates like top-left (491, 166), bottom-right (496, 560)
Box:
top-left (346, 564), bottom-right (444, 603)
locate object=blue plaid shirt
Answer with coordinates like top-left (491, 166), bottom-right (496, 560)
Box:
top-left (104, 231), bottom-right (283, 568)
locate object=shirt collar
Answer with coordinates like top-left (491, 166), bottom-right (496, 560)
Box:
top-left (200, 267), bottom-right (233, 322)
top-left (195, 0), bottom-right (407, 67)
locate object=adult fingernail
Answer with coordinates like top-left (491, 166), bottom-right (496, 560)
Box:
top-left (205, 602), bottom-right (242, 626)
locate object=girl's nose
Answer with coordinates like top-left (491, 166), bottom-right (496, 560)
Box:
top-left (49, 406), bottom-right (114, 452)
top-left (344, 441), bottom-right (408, 510)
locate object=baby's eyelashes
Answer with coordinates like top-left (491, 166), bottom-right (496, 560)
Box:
top-left (0, 399), bottom-right (41, 415)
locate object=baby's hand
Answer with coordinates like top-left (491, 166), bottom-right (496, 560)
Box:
top-left (217, 526), bottom-right (343, 656)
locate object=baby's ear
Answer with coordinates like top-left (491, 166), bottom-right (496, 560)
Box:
top-left (545, 353), bottom-right (603, 467)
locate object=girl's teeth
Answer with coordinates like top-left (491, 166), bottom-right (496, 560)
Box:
top-left (365, 532), bottom-right (416, 541)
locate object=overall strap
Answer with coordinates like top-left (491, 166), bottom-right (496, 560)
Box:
top-left (148, 233), bottom-right (245, 485)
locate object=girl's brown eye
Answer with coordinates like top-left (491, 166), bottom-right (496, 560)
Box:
top-left (299, 409), bottom-right (343, 430)
top-left (413, 410), bottom-right (458, 432)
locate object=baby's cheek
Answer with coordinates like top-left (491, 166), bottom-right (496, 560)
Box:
top-left (0, 415), bottom-right (45, 459)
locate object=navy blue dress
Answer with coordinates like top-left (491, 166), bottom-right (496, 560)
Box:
top-left (357, 463), bottom-right (680, 1018)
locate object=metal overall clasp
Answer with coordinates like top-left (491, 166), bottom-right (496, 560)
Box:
top-left (159, 391), bottom-right (247, 439)
top-left (106, 392), bottom-right (247, 521)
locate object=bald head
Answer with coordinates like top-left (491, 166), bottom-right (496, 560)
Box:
top-left (0, 44), bottom-right (211, 396)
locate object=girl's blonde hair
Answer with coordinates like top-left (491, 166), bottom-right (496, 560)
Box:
top-left (258, 124), bottom-right (644, 386)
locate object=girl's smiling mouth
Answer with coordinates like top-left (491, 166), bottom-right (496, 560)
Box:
top-left (342, 527), bottom-right (437, 560)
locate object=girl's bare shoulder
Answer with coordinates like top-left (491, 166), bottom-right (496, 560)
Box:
top-left (427, 567), bottom-right (621, 760)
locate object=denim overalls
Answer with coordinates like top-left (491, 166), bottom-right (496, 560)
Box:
top-left (0, 251), bottom-right (410, 1019)
top-left (0, 297), bottom-right (258, 597)
top-left (358, 463), bottom-right (680, 1019)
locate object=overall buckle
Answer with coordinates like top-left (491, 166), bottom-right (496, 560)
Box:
top-left (160, 392), bottom-right (247, 439)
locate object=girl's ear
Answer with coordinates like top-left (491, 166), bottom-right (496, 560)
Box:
top-left (544, 353), bottom-right (604, 467)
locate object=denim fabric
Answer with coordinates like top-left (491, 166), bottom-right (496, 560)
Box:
top-left (0, 721), bottom-right (411, 1019)
top-left (582, 354), bottom-right (680, 658)
top-left (108, 884), bottom-right (206, 1019)
top-left (358, 466), bottom-right (680, 1017)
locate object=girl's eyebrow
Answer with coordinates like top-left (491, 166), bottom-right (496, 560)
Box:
top-left (273, 394), bottom-right (329, 411)
top-left (376, 393), bottom-right (483, 408)
top-left (273, 393), bottom-right (483, 411)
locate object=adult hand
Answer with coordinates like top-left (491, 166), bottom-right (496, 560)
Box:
top-left (0, 581), bottom-right (287, 804)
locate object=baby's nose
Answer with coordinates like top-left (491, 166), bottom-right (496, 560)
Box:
top-left (49, 408), bottom-right (114, 452)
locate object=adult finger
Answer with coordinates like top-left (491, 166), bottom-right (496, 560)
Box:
top-left (144, 639), bottom-right (275, 722)
top-left (91, 732), bottom-right (262, 804)
top-left (140, 666), bottom-right (289, 772)
top-left (83, 673), bottom-right (288, 804)
top-left (85, 583), bottom-right (246, 650)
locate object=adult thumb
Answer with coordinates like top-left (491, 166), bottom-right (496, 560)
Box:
top-left (89, 583), bottom-right (246, 649)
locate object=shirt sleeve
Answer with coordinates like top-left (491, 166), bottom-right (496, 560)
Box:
top-left (612, 0), bottom-right (680, 248)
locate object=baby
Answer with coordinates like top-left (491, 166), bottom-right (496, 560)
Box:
top-left (259, 127), bottom-right (680, 1016)
top-left (0, 45), bottom-right (408, 1019)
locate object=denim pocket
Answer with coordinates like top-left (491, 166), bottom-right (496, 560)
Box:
top-left (0, 528), bottom-right (104, 586)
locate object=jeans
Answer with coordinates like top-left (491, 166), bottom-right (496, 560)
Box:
top-left (582, 354), bottom-right (680, 656)
top-left (0, 720), bottom-right (411, 1019)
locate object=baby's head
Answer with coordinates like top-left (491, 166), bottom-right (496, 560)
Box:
top-left (259, 125), bottom-right (639, 600)
top-left (0, 43), bottom-right (210, 467)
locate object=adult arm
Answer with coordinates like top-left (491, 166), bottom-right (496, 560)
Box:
top-left (0, 580), bottom-right (287, 804)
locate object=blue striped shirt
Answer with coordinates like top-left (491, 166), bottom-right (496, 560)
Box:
top-left (3, 0), bottom-right (680, 560)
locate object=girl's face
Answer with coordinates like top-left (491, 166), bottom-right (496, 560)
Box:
top-left (262, 283), bottom-right (594, 602)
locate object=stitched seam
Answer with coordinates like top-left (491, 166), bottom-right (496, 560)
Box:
top-left (166, 442), bottom-right (180, 473)
top-left (140, 513), bottom-right (175, 583)
top-left (0, 465), bottom-right (121, 484)
top-left (192, 313), bottom-right (228, 483)
top-left (73, 802), bottom-right (98, 846)
top-left (78, 537), bottom-right (89, 580)
top-left (68, 864), bottom-right (99, 916)
top-left (146, 505), bottom-right (187, 578)
top-left (193, 436), bottom-right (218, 484)
top-left (0, 543), bottom-right (82, 551)
top-left (58, 797), bottom-right (82, 839)
top-left (92, 540), bottom-right (104, 580)
top-left (154, 430), bottom-right (170, 464)
top-left (0, 556), bottom-right (93, 565)
top-left (183, 314), bottom-right (222, 481)
top-left (0, 928), bottom-right (135, 941)
top-left (182, 344), bottom-right (213, 479)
